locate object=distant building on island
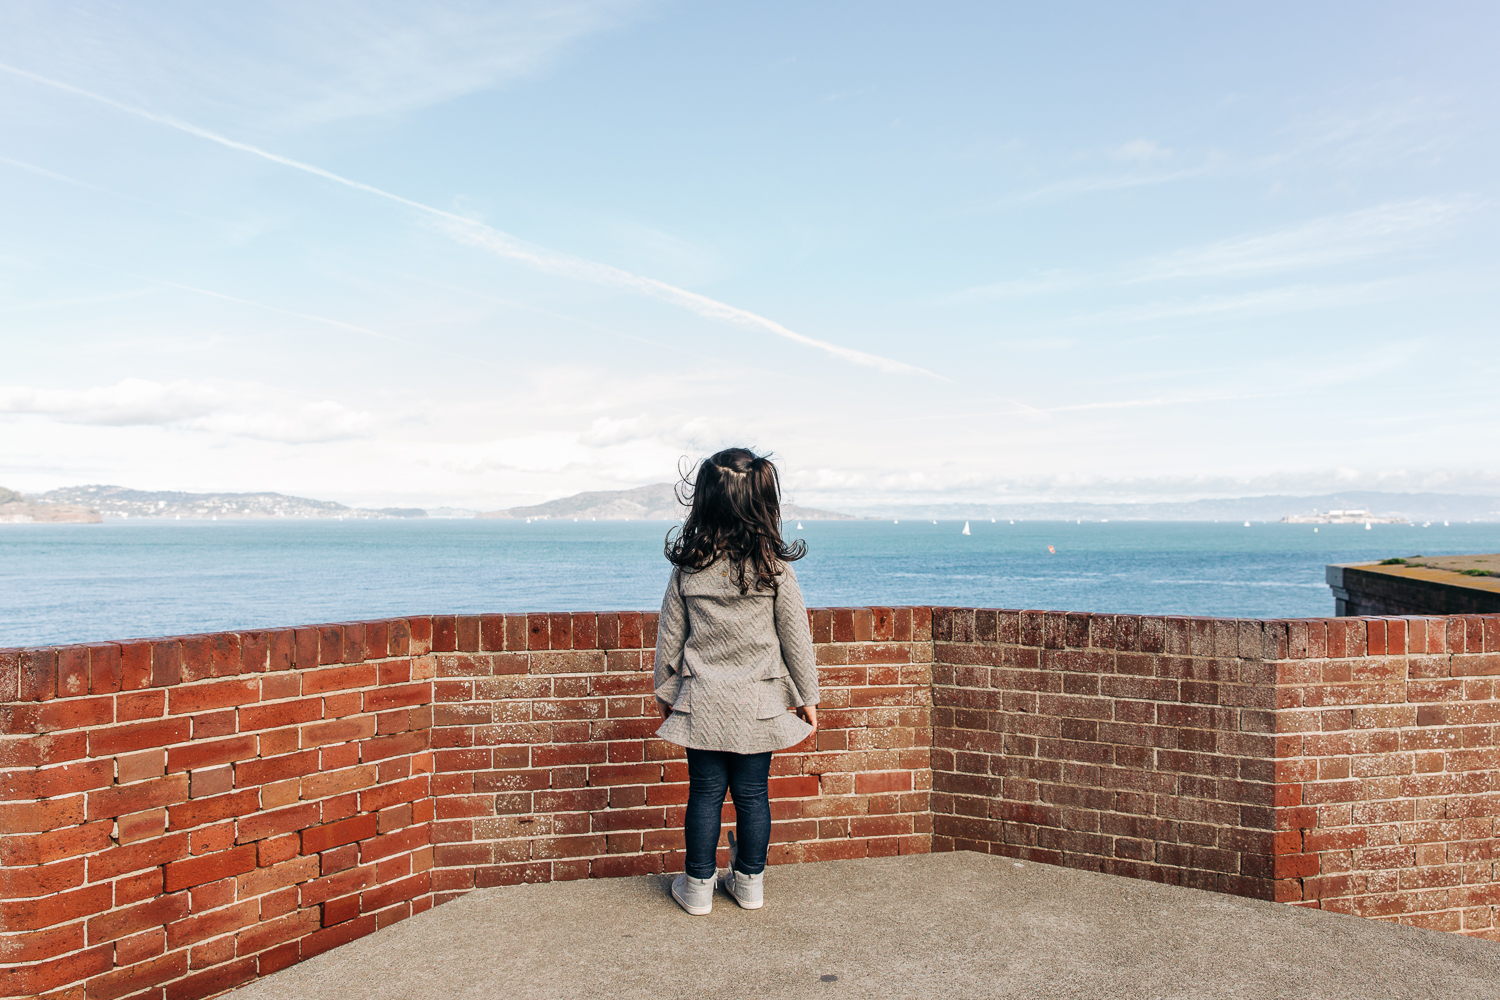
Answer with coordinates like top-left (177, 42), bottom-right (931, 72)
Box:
top-left (1282, 508), bottom-right (1409, 525)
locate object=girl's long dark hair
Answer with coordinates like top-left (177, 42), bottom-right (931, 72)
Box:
top-left (665, 447), bottom-right (806, 593)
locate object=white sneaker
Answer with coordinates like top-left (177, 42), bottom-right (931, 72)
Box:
top-left (720, 831), bottom-right (764, 910)
top-left (671, 873), bottom-right (715, 915)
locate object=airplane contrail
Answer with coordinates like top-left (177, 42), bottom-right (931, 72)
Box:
top-left (0, 61), bottom-right (939, 379)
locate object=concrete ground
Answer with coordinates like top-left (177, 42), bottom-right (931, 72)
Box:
top-left (232, 853), bottom-right (1499, 1000)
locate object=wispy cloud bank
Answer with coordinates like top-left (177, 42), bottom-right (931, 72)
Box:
top-left (948, 198), bottom-right (1481, 308)
top-left (1126, 197), bottom-right (1477, 283)
top-left (0, 378), bottom-right (373, 443)
top-left (0, 61), bottom-right (935, 379)
top-left (0, 1), bottom-right (650, 128)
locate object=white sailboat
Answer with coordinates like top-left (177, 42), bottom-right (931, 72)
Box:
top-left (962, 521), bottom-right (970, 535)
top-left (1365, 522), bottom-right (1371, 530)
top-left (1243, 521), bottom-right (1251, 527)
top-left (796, 522), bottom-right (803, 530)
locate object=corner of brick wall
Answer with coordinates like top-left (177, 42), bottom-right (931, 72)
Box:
top-left (928, 608), bottom-right (1282, 899)
top-left (0, 620), bottom-right (437, 999)
top-left (1271, 615), bottom-right (1500, 939)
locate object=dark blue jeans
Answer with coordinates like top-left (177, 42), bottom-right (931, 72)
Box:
top-left (684, 748), bottom-right (772, 879)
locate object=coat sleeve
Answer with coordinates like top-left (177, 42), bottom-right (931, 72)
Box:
top-left (653, 567), bottom-right (687, 704)
top-left (774, 564), bottom-right (819, 706)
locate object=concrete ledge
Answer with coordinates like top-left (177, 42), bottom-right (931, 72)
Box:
top-left (1329, 561), bottom-right (1500, 616)
top-left (231, 853), bottom-right (1500, 1000)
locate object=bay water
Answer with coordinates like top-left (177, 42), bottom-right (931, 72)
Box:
top-left (3, 518), bottom-right (1499, 647)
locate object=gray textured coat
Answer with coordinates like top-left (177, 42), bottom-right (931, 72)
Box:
top-left (653, 558), bottom-right (819, 754)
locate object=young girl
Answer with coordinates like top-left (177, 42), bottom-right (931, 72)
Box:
top-left (654, 447), bottom-right (820, 915)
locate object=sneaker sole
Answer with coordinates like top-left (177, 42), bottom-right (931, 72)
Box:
top-left (671, 886), bottom-right (712, 916)
top-left (720, 875), bottom-right (764, 909)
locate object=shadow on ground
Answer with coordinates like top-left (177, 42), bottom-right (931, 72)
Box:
top-left (231, 853), bottom-right (1498, 1000)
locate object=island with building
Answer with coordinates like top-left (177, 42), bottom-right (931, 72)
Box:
top-left (1282, 507), bottom-right (1409, 524)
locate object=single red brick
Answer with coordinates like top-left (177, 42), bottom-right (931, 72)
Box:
top-left (408, 617), bottom-right (433, 654)
top-left (167, 735), bottom-right (258, 774)
top-left (37, 695), bottom-right (115, 732)
top-left (116, 689), bottom-right (166, 722)
top-left (210, 634), bottom-right (242, 676)
top-left (769, 775), bottom-right (821, 798)
top-left (363, 684), bottom-right (427, 713)
top-left (19, 647), bottom-right (57, 702)
top-left (88, 717), bottom-right (190, 757)
top-left (525, 613), bottom-right (548, 650)
top-left (364, 620), bottom-right (390, 659)
top-left (150, 640), bottom-right (182, 687)
top-left (316, 625), bottom-right (344, 665)
top-left (303, 663), bottom-right (377, 696)
top-left (322, 893), bottom-right (361, 926)
top-left (302, 814), bottom-right (378, 854)
top-left (360, 823), bottom-right (428, 864)
top-left (303, 716), bottom-right (376, 748)
top-left (162, 843), bottom-right (256, 892)
top-left (479, 615), bottom-right (506, 651)
top-left (169, 677), bottom-right (260, 716)
top-left (240, 697), bottom-right (320, 732)
top-left (235, 801), bottom-right (320, 844)
top-left (119, 641), bottom-right (154, 691)
top-left (53, 645), bottom-right (89, 698)
top-left (187, 773), bottom-right (243, 809)
top-left (619, 613), bottom-right (643, 649)
top-left (86, 643), bottom-right (123, 694)
top-left (118, 806), bottom-right (168, 844)
top-left (342, 622), bottom-right (367, 663)
top-left (115, 926), bottom-right (166, 966)
top-left (428, 615), bottom-right (455, 653)
top-left (455, 616), bottom-right (479, 652)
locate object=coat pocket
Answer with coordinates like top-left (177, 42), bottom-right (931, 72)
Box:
top-left (755, 676), bottom-right (794, 720)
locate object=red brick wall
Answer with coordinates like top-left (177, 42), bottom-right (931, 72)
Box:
top-left (5, 605), bottom-right (1497, 999)
top-left (930, 608), bottom-right (1279, 898)
top-left (427, 607), bottom-right (933, 896)
top-left (1, 622), bottom-right (437, 1000)
top-left (2, 608), bottom-right (934, 998)
top-left (1273, 615), bottom-right (1500, 936)
top-left (928, 608), bottom-right (1500, 941)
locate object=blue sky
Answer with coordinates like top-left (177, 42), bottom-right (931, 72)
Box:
top-left (1, 1), bottom-right (1496, 509)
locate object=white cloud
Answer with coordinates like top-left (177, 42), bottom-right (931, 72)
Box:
top-left (0, 378), bottom-right (374, 443)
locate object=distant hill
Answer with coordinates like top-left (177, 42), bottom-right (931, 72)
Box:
top-left (847, 492), bottom-right (1500, 522)
top-left (478, 483), bottom-right (855, 521)
top-left (35, 485), bottom-right (428, 521)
